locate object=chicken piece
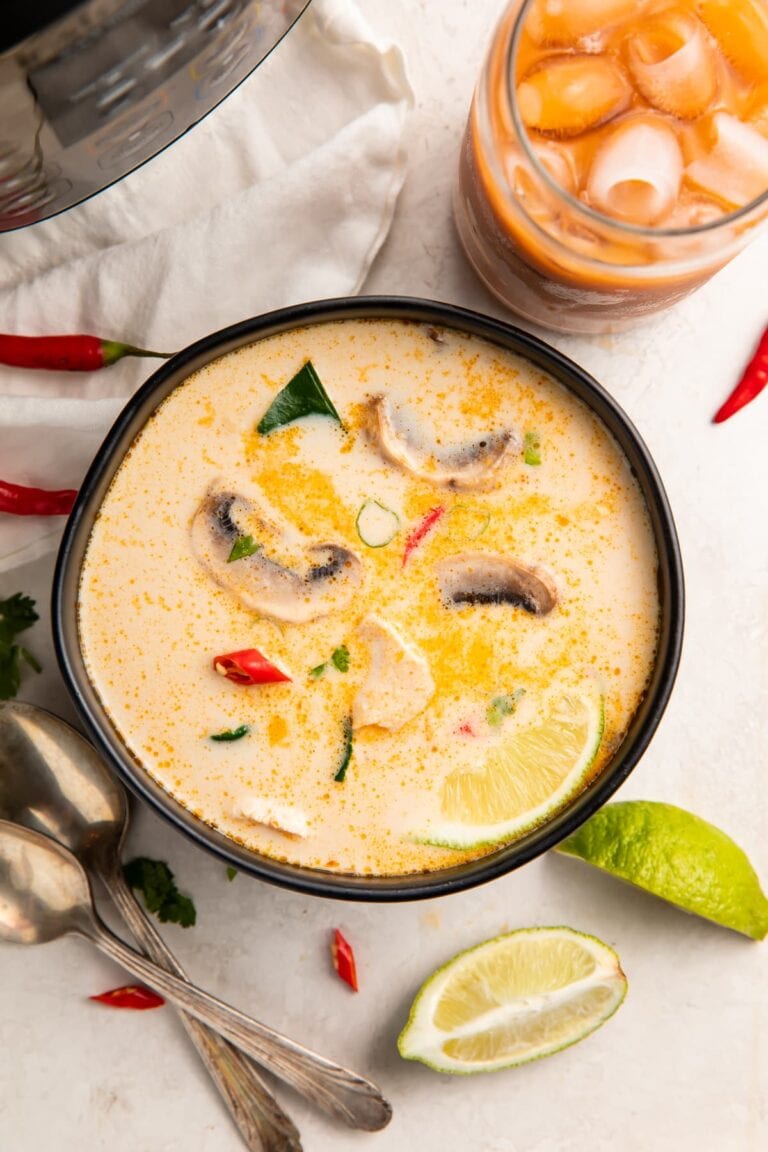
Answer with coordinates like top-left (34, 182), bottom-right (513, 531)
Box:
top-left (352, 616), bottom-right (435, 732)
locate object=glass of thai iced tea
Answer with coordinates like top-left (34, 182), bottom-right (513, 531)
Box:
top-left (455, 0), bottom-right (768, 333)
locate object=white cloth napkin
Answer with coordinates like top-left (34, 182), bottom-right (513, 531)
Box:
top-left (0, 0), bottom-right (411, 573)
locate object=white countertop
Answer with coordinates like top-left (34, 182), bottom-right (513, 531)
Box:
top-left (3, 2), bottom-right (767, 1149)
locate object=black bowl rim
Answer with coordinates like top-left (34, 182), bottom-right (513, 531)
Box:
top-left (52, 295), bottom-right (684, 901)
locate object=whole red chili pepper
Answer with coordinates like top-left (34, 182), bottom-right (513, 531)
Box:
top-left (713, 323), bottom-right (768, 424)
top-left (213, 647), bottom-right (292, 685)
top-left (89, 985), bottom-right (165, 1010)
top-left (0, 480), bottom-right (77, 516)
top-left (0, 333), bottom-right (171, 372)
top-left (331, 928), bottom-right (359, 992)
top-left (402, 505), bottom-right (446, 567)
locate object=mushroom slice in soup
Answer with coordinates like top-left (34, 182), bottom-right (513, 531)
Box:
top-left (352, 615), bottom-right (435, 732)
top-left (437, 553), bottom-right (557, 615)
top-left (369, 394), bottom-right (520, 490)
top-left (191, 482), bottom-right (363, 624)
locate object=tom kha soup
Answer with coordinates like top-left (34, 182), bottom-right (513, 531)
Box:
top-left (78, 318), bottom-right (659, 877)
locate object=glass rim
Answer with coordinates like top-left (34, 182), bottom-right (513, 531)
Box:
top-left (506, 0), bottom-right (768, 239)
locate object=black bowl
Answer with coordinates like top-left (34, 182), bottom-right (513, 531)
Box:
top-left (52, 297), bottom-right (684, 901)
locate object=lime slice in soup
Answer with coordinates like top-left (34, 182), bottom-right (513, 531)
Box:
top-left (420, 686), bottom-right (604, 849)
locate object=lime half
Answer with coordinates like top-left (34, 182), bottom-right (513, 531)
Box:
top-left (421, 687), bottom-right (604, 849)
top-left (398, 926), bottom-right (627, 1074)
top-left (557, 801), bottom-right (768, 941)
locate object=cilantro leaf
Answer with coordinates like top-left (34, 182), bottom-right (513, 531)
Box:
top-left (257, 361), bottom-right (343, 434)
top-left (123, 857), bottom-right (196, 927)
top-left (331, 645), bottom-right (350, 673)
top-left (309, 663), bottom-right (327, 680)
top-left (0, 593), bottom-right (41, 700)
top-left (226, 867), bottom-right (237, 882)
top-left (210, 724), bottom-right (250, 742)
top-left (227, 535), bottom-right (261, 563)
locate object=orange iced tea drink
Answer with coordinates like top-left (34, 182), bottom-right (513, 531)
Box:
top-left (455, 0), bottom-right (768, 332)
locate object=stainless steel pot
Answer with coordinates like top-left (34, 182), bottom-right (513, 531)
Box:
top-left (0, 0), bottom-right (310, 232)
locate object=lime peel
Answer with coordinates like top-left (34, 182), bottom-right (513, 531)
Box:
top-left (557, 801), bottom-right (768, 941)
top-left (397, 926), bottom-right (627, 1075)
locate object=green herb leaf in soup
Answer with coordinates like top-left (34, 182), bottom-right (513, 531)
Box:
top-left (332, 645), bottom-right (350, 673)
top-left (257, 360), bottom-right (343, 434)
top-left (210, 724), bottom-right (250, 742)
top-left (487, 689), bottom-right (526, 727)
top-left (227, 535), bottom-right (261, 563)
top-left (334, 716), bottom-right (354, 783)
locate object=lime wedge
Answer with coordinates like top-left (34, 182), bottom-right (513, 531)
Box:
top-left (421, 687), bottom-right (603, 848)
top-left (398, 926), bottom-right (626, 1074)
top-left (557, 801), bottom-right (768, 941)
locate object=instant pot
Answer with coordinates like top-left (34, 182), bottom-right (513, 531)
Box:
top-left (0, 0), bottom-right (310, 232)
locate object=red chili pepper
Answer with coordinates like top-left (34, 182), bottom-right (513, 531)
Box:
top-left (331, 928), bottom-right (359, 992)
top-left (402, 506), bottom-right (445, 567)
top-left (89, 985), bottom-right (165, 1010)
top-left (457, 720), bottom-right (478, 737)
top-left (0, 333), bottom-right (171, 372)
top-left (713, 323), bottom-right (768, 424)
top-left (0, 480), bottom-right (77, 516)
top-left (213, 647), bottom-right (292, 685)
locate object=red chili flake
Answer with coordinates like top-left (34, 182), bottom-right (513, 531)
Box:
top-left (456, 720), bottom-right (478, 737)
top-left (89, 985), bottom-right (165, 1010)
top-left (0, 480), bottom-right (77, 516)
top-left (331, 928), bottom-right (359, 992)
top-left (402, 506), bottom-right (445, 567)
top-left (0, 333), bottom-right (170, 372)
top-left (213, 647), bottom-right (292, 685)
top-left (713, 323), bottom-right (768, 424)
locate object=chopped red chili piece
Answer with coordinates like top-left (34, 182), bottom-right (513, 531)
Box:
top-left (89, 985), bottom-right (165, 1010)
top-left (0, 333), bottom-right (170, 372)
top-left (213, 647), bottom-right (292, 685)
top-left (713, 323), bottom-right (768, 424)
top-left (0, 480), bottom-right (77, 516)
top-left (331, 928), bottom-right (359, 992)
top-left (402, 506), bottom-right (445, 567)
top-left (456, 720), bottom-right (478, 737)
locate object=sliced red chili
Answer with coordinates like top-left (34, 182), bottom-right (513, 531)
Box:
top-left (331, 928), bottom-right (359, 992)
top-left (213, 647), bottom-right (292, 685)
top-left (713, 323), bottom-right (768, 424)
top-left (456, 720), bottom-right (478, 737)
top-left (0, 480), bottom-right (77, 516)
top-left (0, 333), bottom-right (170, 372)
top-left (89, 985), bottom-right (165, 1010)
top-left (402, 506), bottom-right (445, 567)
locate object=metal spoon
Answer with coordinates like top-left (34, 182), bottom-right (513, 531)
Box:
top-left (0, 710), bottom-right (391, 1133)
top-left (0, 701), bottom-right (300, 1152)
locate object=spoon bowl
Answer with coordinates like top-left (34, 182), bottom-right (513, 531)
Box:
top-left (0, 818), bottom-right (94, 945)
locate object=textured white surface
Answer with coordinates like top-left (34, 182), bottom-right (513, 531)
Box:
top-left (2, 1), bottom-right (768, 1149)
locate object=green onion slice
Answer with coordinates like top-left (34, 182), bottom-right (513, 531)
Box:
top-left (523, 431), bottom-right (542, 466)
top-left (356, 499), bottom-right (400, 548)
top-left (448, 503), bottom-right (491, 541)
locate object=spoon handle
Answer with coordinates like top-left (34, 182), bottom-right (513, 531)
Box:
top-left (104, 868), bottom-right (301, 1152)
top-left (88, 916), bottom-right (392, 1132)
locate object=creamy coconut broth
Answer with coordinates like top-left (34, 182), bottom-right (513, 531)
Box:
top-left (78, 319), bottom-right (659, 876)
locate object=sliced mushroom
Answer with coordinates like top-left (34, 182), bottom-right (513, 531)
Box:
top-left (436, 553), bottom-right (557, 615)
top-left (192, 482), bottom-right (363, 624)
top-left (369, 395), bottom-right (520, 491)
top-left (352, 615), bottom-right (435, 732)
top-left (237, 797), bottom-right (309, 838)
